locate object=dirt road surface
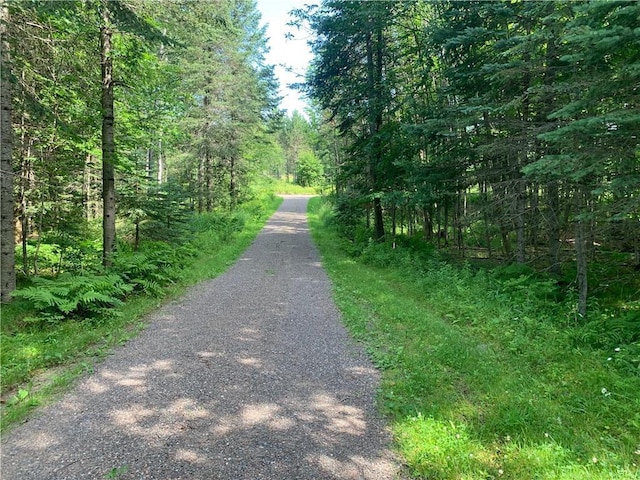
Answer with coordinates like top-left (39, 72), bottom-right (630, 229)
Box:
top-left (1, 196), bottom-right (403, 479)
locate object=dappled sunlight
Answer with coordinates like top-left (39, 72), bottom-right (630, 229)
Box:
top-left (111, 403), bottom-right (156, 428)
top-left (167, 398), bottom-right (209, 420)
top-left (1, 197), bottom-right (401, 479)
top-left (196, 350), bottom-right (223, 359)
top-left (240, 403), bottom-right (294, 430)
top-left (306, 453), bottom-right (392, 479)
top-left (237, 356), bottom-right (263, 368)
top-left (310, 394), bottom-right (367, 435)
top-left (306, 453), bottom-right (362, 478)
top-left (174, 448), bottom-right (208, 464)
top-left (345, 365), bottom-right (378, 377)
top-left (12, 431), bottom-right (58, 451)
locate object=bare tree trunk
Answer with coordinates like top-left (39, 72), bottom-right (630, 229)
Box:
top-left (205, 148), bottom-right (212, 212)
top-left (482, 181), bottom-right (492, 258)
top-left (365, 26), bottom-right (385, 242)
top-left (423, 207), bottom-right (433, 242)
top-left (157, 139), bottom-right (164, 183)
top-left (146, 147), bottom-right (153, 180)
top-left (548, 181), bottom-right (562, 276)
top-left (575, 188), bottom-right (588, 319)
top-left (515, 178), bottom-right (526, 264)
top-left (229, 156), bottom-right (237, 209)
top-left (196, 155), bottom-right (203, 213)
top-left (0, 3), bottom-right (16, 302)
top-left (101, 2), bottom-right (116, 267)
top-left (391, 203), bottom-right (397, 237)
top-left (19, 139), bottom-right (31, 276)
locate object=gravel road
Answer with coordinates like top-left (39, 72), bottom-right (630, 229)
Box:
top-left (1, 196), bottom-right (404, 480)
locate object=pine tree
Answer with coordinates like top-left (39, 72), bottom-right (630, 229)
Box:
top-left (0, 1), bottom-right (15, 302)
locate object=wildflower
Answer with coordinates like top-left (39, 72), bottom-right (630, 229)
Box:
top-left (592, 456), bottom-right (598, 463)
top-left (607, 357), bottom-right (612, 361)
top-left (498, 469), bottom-right (504, 476)
top-left (615, 347), bottom-right (621, 352)
top-left (601, 388), bottom-right (611, 397)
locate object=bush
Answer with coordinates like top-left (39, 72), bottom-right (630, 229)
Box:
top-left (11, 273), bottom-right (133, 324)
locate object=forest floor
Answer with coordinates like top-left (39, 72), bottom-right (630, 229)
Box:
top-left (307, 197), bottom-right (640, 480)
top-left (0, 196), bottom-right (404, 480)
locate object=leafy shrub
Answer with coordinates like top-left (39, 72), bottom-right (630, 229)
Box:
top-left (11, 273), bottom-right (133, 324)
top-left (333, 192), bottom-right (366, 240)
top-left (189, 210), bottom-right (247, 241)
top-left (296, 150), bottom-right (324, 187)
top-left (111, 242), bottom-right (196, 296)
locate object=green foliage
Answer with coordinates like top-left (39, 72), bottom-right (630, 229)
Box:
top-left (301, 0), bottom-right (640, 318)
top-left (308, 196), bottom-right (640, 480)
top-left (253, 175), bottom-right (318, 195)
top-left (332, 192), bottom-right (366, 241)
top-left (110, 242), bottom-right (195, 297)
top-left (190, 210), bottom-right (247, 239)
top-left (11, 274), bottom-right (133, 324)
top-left (1, 191), bottom-right (281, 431)
top-left (295, 150), bottom-right (323, 187)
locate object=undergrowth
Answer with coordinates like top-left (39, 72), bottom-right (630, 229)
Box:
top-left (0, 192), bottom-right (282, 431)
top-left (308, 196), bottom-right (640, 480)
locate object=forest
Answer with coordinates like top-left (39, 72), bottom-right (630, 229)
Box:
top-left (299, 1), bottom-right (639, 478)
top-left (0, 0), bottom-right (326, 303)
top-left (1, 0), bottom-right (326, 426)
top-left (1, 0), bottom-right (639, 478)
top-left (297, 0), bottom-right (640, 318)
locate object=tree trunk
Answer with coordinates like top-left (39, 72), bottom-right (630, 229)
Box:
top-left (157, 139), bottom-right (164, 183)
top-left (229, 156), bottom-right (237, 209)
top-left (205, 148), bottom-right (212, 212)
top-left (575, 189), bottom-right (588, 319)
top-left (365, 26), bottom-right (385, 241)
top-left (423, 207), bottom-right (433, 241)
top-left (0, 4), bottom-right (15, 302)
top-left (197, 156), bottom-right (204, 213)
top-left (516, 178), bottom-right (526, 263)
top-left (391, 203), bottom-right (397, 237)
top-left (547, 181), bottom-right (562, 276)
top-left (373, 196), bottom-right (384, 241)
top-left (101, 3), bottom-right (116, 267)
top-left (20, 140), bottom-right (31, 276)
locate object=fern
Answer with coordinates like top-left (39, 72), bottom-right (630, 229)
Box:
top-left (11, 273), bottom-right (132, 323)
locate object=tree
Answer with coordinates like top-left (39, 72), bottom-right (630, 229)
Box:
top-left (296, 150), bottom-right (323, 187)
top-left (305, 1), bottom-right (398, 240)
top-left (100, 1), bottom-right (116, 266)
top-left (0, 2), bottom-right (15, 302)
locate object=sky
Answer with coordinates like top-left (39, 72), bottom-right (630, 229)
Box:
top-left (255, 0), bottom-right (314, 116)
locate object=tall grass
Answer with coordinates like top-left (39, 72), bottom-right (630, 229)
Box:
top-left (308, 196), bottom-right (640, 480)
top-left (252, 174), bottom-right (325, 195)
top-left (0, 193), bottom-right (282, 431)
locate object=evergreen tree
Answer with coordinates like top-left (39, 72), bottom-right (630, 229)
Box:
top-left (1, 1), bottom-right (15, 302)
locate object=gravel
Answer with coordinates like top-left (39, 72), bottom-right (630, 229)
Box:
top-left (1, 195), bottom-right (405, 480)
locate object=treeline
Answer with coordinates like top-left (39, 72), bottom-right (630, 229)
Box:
top-left (0, 0), bottom-right (328, 303)
top-left (301, 0), bottom-right (640, 316)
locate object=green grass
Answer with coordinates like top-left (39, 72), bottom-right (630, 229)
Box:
top-left (0, 193), bottom-right (282, 432)
top-left (252, 174), bottom-right (326, 195)
top-left (307, 196), bottom-right (640, 480)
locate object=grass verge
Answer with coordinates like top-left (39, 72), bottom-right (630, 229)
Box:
top-left (307, 196), bottom-right (640, 480)
top-left (252, 174), bottom-right (325, 195)
top-left (0, 194), bottom-right (282, 432)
